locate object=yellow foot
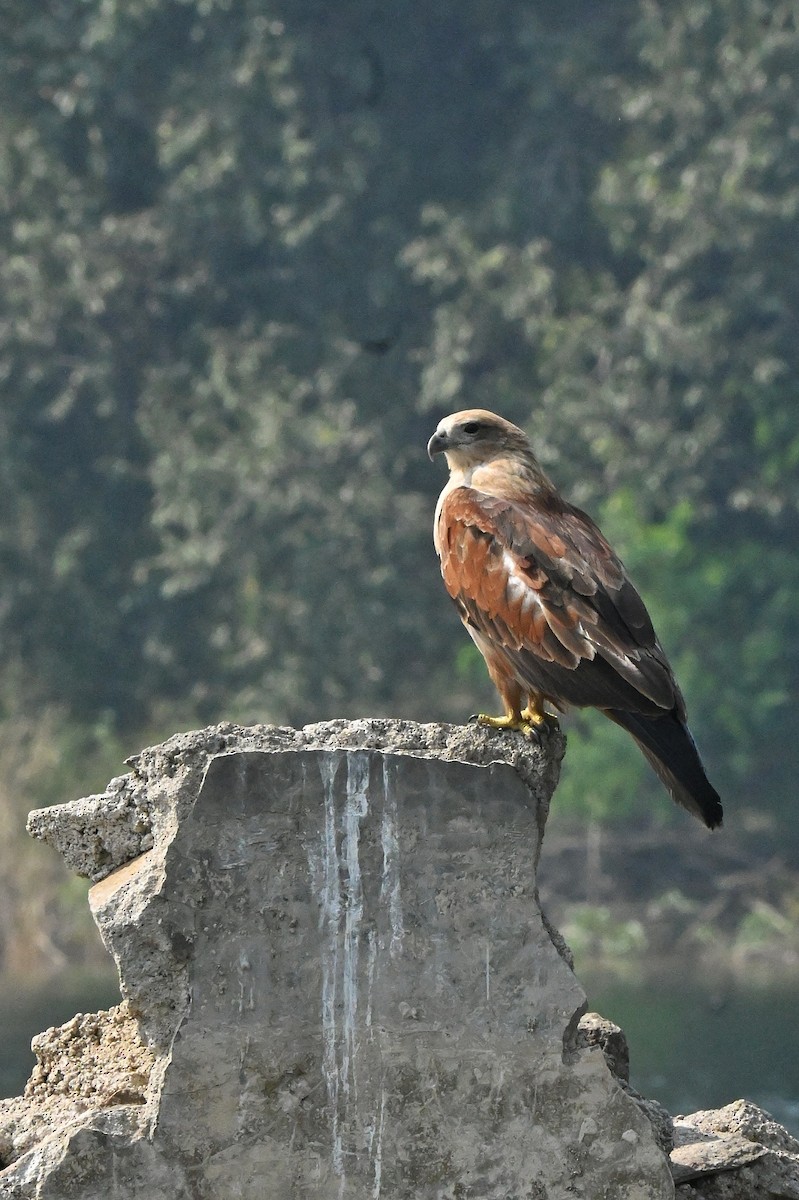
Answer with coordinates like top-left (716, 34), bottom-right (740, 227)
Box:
top-left (473, 713), bottom-right (540, 740)
top-left (521, 705), bottom-right (560, 732)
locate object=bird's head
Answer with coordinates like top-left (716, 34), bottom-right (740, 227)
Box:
top-left (427, 409), bottom-right (533, 472)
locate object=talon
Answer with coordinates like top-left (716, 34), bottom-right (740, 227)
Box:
top-left (520, 705), bottom-right (560, 733)
top-left (475, 713), bottom-right (540, 741)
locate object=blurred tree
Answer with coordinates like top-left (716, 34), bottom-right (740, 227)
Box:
top-left (555, 0), bottom-right (799, 822)
top-left (0, 0), bottom-right (637, 727)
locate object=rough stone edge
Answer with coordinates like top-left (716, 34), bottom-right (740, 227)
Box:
top-left (26, 718), bottom-right (566, 883)
top-left (576, 1013), bottom-right (674, 1156)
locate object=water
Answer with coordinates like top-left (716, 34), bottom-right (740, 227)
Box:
top-left (587, 973), bottom-right (799, 1135)
top-left (0, 970), bottom-right (120, 1099)
top-left (1, 968), bottom-right (796, 1139)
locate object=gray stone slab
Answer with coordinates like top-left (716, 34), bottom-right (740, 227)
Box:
top-left (3, 725), bottom-right (674, 1199)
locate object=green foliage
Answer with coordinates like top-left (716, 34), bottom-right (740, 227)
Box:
top-left (734, 901), bottom-right (794, 950)
top-left (560, 905), bottom-right (648, 961)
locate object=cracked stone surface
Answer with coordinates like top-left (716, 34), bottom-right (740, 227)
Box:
top-left (4, 720), bottom-right (677, 1197)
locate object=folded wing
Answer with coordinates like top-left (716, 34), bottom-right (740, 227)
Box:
top-left (437, 486), bottom-right (680, 717)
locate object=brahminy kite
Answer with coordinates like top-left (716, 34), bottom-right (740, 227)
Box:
top-left (428, 408), bottom-right (722, 829)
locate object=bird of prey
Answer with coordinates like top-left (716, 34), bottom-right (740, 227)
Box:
top-left (428, 408), bottom-right (722, 829)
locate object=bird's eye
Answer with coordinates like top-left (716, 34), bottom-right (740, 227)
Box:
top-left (462, 420), bottom-right (483, 435)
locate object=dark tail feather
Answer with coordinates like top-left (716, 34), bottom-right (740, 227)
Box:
top-left (606, 708), bottom-right (723, 829)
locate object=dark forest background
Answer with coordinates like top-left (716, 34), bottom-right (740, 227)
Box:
top-left (1, 0), bottom-right (798, 978)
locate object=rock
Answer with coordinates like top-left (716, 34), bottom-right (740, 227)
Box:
top-left (576, 1013), bottom-right (674, 1156)
top-left (0, 1002), bottom-right (153, 1168)
top-left (26, 776), bottom-right (153, 884)
top-left (672, 1099), bottom-right (799, 1197)
top-left (576, 1012), bottom-right (630, 1082)
top-left (678, 1100), bottom-right (799, 1159)
top-left (2, 720), bottom-right (674, 1198)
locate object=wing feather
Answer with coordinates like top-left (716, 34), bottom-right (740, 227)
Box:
top-left (437, 486), bottom-right (679, 714)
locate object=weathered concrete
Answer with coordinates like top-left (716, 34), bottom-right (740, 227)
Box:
top-left (2, 720), bottom-right (677, 1198)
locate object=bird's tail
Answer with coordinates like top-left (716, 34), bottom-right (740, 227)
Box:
top-left (605, 708), bottom-right (723, 829)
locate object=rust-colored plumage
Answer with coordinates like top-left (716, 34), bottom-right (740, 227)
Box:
top-left (428, 409), bottom-right (722, 829)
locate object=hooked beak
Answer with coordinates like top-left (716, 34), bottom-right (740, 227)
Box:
top-left (427, 430), bottom-right (448, 461)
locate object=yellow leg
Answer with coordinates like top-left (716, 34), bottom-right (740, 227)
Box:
top-left (521, 696), bottom-right (546, 726)
top-left (521, 696), bottom-right (560, 731)
top-left (473, 694), bottom-right (559, 739)
top-left (474, 710), bottom-right (541, 740)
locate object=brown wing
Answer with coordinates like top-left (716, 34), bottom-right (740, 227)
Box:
top-left (437, 486), bottom-right (682, 716)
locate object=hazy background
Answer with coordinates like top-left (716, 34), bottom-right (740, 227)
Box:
top-left (1, 0), bottom-right (798, 1127)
